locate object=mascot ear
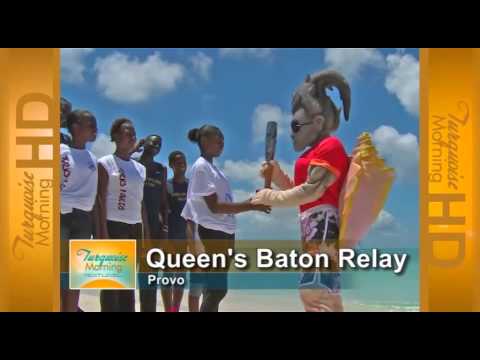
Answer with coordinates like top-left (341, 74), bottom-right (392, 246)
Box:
top-left (310, 70), bottom-right (351, 121)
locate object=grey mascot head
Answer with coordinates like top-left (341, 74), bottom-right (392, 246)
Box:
top-left (290, 70), bottom-right (351, 152)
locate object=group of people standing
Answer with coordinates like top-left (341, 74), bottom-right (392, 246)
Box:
top-left (60, 108), bottom-right (270, 312)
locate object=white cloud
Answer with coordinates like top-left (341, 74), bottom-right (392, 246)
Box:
top-left (361, 209), bottom-right (418, 248)
top-left (324, 48), bottom-right (419, 116)
top-left (372, 210), bottom-right (397, 233)
top-left (94, 52), bottom-right (185, 103)
top-left (223, 158), bottom-right (294, 188)
top-left (190, 52), bottom-right (213, 80)
top-left (61, 48), bottom-right (94, 84)
top-left (219, 48), bottom-right (274, 59)
top-left (89, 134), bottom-right (116, 159)
top-left (223, 159), bottom-right (264, 186)
top-left (324, 48), bottom-right (385, 79)
top-left (252, 104), bottom-right (290, 143)
top-left (372, 125), bottom-right (419, 180)
top-left (385, 53), bottom-right (419, 116)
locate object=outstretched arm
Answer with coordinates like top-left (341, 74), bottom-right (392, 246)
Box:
top-left (203, 193), bottom-right (271, 215)
top-left (252, 165), bottom-right (336, 208)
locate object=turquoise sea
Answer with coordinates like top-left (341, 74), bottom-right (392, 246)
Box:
top-left (341, 248), bottom-right (419, 311)
top-left (225, 248), bottom-right (419, 312)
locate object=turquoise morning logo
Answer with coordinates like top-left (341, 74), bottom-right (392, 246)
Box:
top-left (76, 249), bottom-right (129, 273)
top-left (77, 249), bottom-right (128, 263)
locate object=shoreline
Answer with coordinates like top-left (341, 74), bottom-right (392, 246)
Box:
top-left (79, 290), bottom-right (419, 312)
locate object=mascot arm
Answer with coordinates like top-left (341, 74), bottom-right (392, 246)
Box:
top-left (252, 165), bottom-right (337, 208)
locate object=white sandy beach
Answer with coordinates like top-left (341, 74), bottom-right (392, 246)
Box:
top-left (79, 290), bottom-right (418, 312)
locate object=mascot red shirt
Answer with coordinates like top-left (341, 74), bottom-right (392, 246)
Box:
top-left (295, 136), bottom-right (349, 214)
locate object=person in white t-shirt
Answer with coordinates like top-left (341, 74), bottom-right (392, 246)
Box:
top-left (60, 109), bottom-right (98, 312)
top-left (96, 118), bottom-right (149, 312)
top-left (182, 125), bottom-right (271, 312)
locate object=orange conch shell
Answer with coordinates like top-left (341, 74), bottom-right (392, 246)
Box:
top-left (339, 133), bottom-right (395, 249)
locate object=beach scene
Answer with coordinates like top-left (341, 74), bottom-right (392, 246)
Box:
top-left (62, 48), bottom-right (419, 312)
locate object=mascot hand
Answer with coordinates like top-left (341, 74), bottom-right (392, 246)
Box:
top-left (251, 189), bottom-right (274, 206)
top-left (251, 187), bottom-right (301, 208)
top-left (259, 161), bottom-right (294, 191)
top-left (259, 161), bottom-right (279, 179)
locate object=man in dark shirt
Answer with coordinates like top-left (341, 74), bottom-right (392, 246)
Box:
top-left (138, 134), bottom-right (168, 312)
top-left (161, 151), bottom-right (189, 312)
top-left (167, 151), bottom-right (188, 240)
top-left (164, 151), bottom-right (205, 312)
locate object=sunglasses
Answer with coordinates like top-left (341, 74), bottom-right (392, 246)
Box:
top-left (291, 120), bottom-right (314, 133)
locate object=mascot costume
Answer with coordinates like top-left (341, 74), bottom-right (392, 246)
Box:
top-left (252, 70), bottom-right (395, 312)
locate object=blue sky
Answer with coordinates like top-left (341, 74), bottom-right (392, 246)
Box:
top-left (61, 48), bottom-right (419, 248)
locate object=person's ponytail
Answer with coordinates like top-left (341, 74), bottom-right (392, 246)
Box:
top-left (188, 128), bottom-right (200, 143)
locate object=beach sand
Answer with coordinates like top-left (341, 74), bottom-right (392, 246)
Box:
top-left (79, 290), bottom-right (418, 312)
